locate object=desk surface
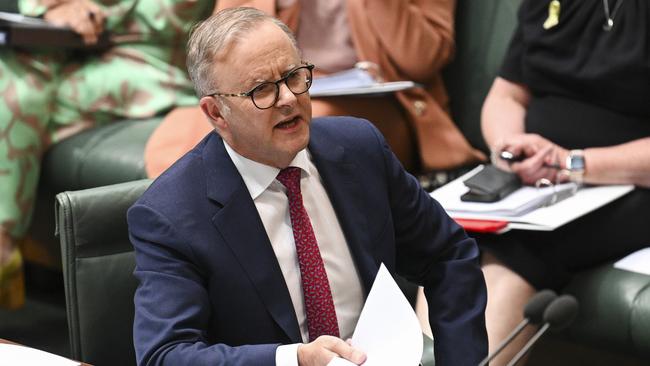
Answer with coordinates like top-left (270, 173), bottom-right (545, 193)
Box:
top-left (0, 338), bottom-right (92, 366)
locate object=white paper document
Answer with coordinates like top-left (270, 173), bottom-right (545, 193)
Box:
top-left (431, 165), bottom-right (634, 231)
top-left (0, 343), bottom-right (80, 366)
top-left (310, 68), bottom-right (417, 97)
top-left (614, 247), bottom-right (650, 276)
top-left (328, 264), bottom-right (423, 366)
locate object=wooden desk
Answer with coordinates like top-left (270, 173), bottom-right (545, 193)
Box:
top-left (0, 338), bottom-right (92, 366)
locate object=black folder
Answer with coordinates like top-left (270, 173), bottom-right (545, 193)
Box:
top-left (0, 11), bottom-right (111, 49)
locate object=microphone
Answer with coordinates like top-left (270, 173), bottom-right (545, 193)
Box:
top-left (478, 289), bottom-right (557, 366)
top-left (505, 294), bottom-right (579, 366)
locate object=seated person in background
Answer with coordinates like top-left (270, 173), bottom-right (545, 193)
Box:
top-left (478, 0), bottom-right (650, 364)
top-left (0, 0), bottom-right (215, 308)
top-left (128, 7), bottom-right (488, 366)
top-left (143, 0), bottom-right (486, 177)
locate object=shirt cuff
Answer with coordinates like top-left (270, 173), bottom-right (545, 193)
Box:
top-left (276, 343), bottom-right (300, 366)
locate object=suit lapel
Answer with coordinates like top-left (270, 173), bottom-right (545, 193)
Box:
top-left (308, 128), bottom-right (379, 296)
top-left (202, 133), bottom-right (302, 343)
top-left (199, 122), bottom-right (380, 340)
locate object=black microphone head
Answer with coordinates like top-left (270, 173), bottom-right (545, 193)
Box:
top-left (523, 289), bottom-right (557, 324)
top-left (543, 295), bottom-right (579, 331)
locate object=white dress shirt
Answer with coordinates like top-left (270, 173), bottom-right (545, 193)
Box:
top-left (224, 143), bottom-right (365, 365)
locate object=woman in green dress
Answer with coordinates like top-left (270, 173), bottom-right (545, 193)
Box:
top-left (0, 0), bottom-right (215, 308)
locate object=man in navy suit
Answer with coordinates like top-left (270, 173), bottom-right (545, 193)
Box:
top-left (128, 7), bottom-right (487, 366)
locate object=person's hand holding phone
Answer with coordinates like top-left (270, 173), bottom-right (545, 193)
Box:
top-left (492, 133), bottom-right (568, 185)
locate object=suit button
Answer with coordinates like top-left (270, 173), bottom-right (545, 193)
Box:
top-left (414, 100), bottom-right (426, 116)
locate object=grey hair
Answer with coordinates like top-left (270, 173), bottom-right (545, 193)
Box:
top-left (187, 7), bottom-right (299, 97)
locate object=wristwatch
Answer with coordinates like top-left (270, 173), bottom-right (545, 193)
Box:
top-left (565, 149), bottom-right (585, 183)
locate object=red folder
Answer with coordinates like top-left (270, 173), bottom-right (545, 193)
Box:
top-left (454, 218), bottom-right (509, 233)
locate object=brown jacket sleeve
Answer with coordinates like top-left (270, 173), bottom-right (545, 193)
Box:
top-left (357, 0), bottom-right (455, 82)
top-left (216, 0), bottom-right (300, 29)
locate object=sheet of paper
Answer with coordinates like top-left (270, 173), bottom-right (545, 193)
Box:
top-left (311, 68), bottom-right (375, 91)
top-left (614, 247), bottom-right (650, 275)
top-left (431, 165), bottom-right (634, 231)
top-left (0, 343), bottom-right (80, 366)
top-left (328, 264), bottom-right (423, 366)
top-left (310, 68), bottom-right (417, 97)
top-left (506, 183), bottom-right (633, 230)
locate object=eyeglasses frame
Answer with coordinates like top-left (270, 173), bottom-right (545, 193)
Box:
top-left (206, 63), bottom-right (315, 110)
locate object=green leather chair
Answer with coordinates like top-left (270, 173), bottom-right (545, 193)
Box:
top-left (443, 0), bottom-right (522, 154)
top-left (27, 118), bottom-right (161, 269)
top-left (563, 265), bottom-right (650, 358)
top-left (55, 179), bottom-right (151, 366)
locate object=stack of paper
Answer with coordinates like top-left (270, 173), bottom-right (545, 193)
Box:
top-left (434, 166), bottom-right (578, 217)
top-left (432, 165), bottom-right (634, 231)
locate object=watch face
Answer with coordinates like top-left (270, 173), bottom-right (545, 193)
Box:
top-left (571, 156), bottom-right (585, 171)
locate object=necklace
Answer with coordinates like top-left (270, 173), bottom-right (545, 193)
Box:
top-left (602, 0), bottom-right (625, 31)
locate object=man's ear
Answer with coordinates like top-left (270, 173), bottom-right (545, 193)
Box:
top-left (199, 96), bottom-right (228, 131)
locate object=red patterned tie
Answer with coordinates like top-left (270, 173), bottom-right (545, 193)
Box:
top-left (276, 167), bottom-right (340, 341)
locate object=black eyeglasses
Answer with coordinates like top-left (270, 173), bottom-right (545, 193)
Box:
top-left (207, 64), bottom-right (314, 110)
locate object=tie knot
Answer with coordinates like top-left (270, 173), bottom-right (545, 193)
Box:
top-left (277, 167), bottom-right (302, 194)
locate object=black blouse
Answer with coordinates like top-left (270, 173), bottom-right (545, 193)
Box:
top-left (500, 0), bottom-right (650, 149)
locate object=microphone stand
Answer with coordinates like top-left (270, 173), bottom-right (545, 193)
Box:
top-left (477, 319), bottom-right (530, 366)
top-left (504, 294), bottom-right (579, 366)
top-left (477, 289), bottom-right (557, 366)
top-left (505, 323), bottom-right (550, 366)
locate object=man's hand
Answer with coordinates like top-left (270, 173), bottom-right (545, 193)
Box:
top-left (297, 336), bottom-right (366, 366)
top-left (44, 0), bottom-right (106, 45)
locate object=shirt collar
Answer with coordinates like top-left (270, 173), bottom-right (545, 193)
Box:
top-left (224, 142), bottom-right (312, 200)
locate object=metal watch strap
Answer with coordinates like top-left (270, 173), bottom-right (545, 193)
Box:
top-left (565, 149), bottom-right (585, 183)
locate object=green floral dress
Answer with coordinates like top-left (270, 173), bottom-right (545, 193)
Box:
top-left (0, 0), bottom-right (214, 238)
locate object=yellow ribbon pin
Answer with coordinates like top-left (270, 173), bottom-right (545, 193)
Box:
top-left (543, 0), bottom-right (561, 29)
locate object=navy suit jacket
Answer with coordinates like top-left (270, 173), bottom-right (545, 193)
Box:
top-left (128, 117), bottom-right (487, 366)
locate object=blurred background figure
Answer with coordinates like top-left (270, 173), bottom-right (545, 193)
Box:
top-left (143, 0), bottom-right (485, 178)
top-left (0, 0), bottom-right (216, 309)
top-left (478, 0), bottom-right (650, 364)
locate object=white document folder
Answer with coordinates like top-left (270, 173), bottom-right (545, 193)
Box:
top-left (431, 165), bottom-right (634, 231)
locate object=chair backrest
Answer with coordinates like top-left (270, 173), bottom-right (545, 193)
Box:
top-left (443, 0), bottom-right (522, 154)
top-left (55, 179), bottom-right (151, 366)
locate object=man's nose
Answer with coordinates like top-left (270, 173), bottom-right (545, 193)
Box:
top-left (275, 82), bottom-right (297, 107)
